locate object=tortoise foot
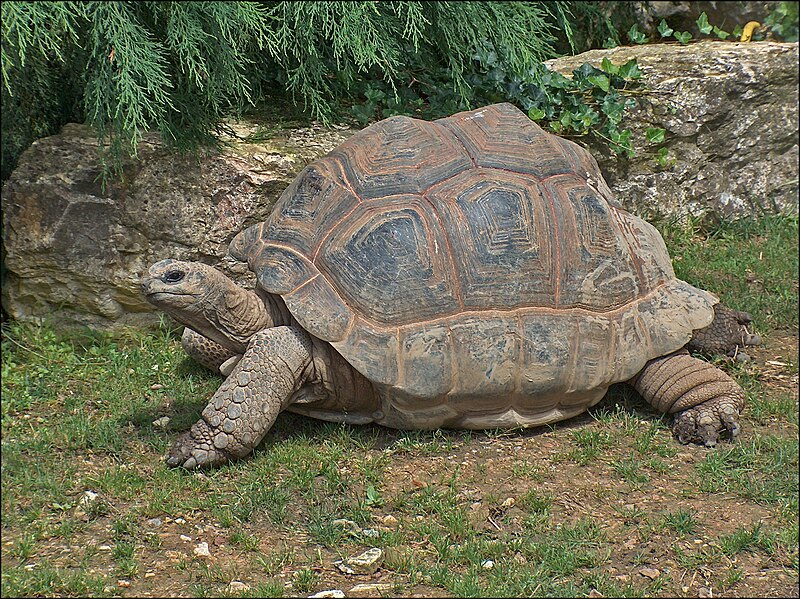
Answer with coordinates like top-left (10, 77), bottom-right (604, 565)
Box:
top-left (673, 398), bottom-right (741, 447)
top-left (166, 420), bottom-right (231, 469)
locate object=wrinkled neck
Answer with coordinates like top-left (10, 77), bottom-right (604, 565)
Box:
top-left (189, 278), bottom-right (285, 353)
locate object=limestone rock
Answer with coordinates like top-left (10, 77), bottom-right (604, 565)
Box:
top-left (348, 583), bottom-right (394, 595)
top-left (545, 41), bottom-right (798, 221)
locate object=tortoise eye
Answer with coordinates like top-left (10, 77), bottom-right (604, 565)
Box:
top-left (164, 270), bottom-right (185, 283)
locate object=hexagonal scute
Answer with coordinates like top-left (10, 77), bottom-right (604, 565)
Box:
top-left (427, 168), bottom-right (558, 310)
top-left (437, 102), bottom-right (574, 179)
top-left (317, 196), bottom-right (459, 327)
top-left (543, 176), bottom-right (641, 310)
top-left (260, 158), bottom-right (361, 257)
top-left (329, 115), bottom-right (473, 200)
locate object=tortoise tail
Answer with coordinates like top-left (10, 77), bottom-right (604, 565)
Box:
top-left (631, 350), bottom-right (746, 446)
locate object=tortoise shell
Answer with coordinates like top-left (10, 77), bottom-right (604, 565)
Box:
top-left (230, 103), bottom-right (716, 428)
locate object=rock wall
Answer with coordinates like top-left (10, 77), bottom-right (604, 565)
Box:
top-left (2, 41), bottom-right (797, 330)
top-left (545, 40), bottom-right (798, 219)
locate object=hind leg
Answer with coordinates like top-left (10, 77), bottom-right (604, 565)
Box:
top-left (688, 304), bottom-right (761, 359)
top-left (631, 350), bottom-right (746, 446)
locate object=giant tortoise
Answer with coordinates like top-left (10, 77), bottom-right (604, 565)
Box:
top-left (141, 102), bottom-right (760, 469)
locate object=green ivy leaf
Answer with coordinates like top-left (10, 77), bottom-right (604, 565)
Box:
top-left (627, 24), bottom-right (649, 44)
top-left (732, 25), bottom-right (744, 38)
top-left (609, 129), bottom-right (634, 157)
top-left (617, 59), bottom-right (642, 80)
top-left (587, 74), bottom-right (610, 92)
top-left (673, 31), bottom-right (692, 45)
top-left (542, 70), bottom-right (572, 90)
top-left (713, 26), bottom-right (730, 40)
top-left (601, 96), bottom-right (625, 124)
top-left (657, 19), bottom-right (674, 37)
top-left (601, 57), bottom-right (619, 75)
top-left (696, 12), bottom-right (713, 35)
top-left (646, 127), bottom-right (666, 143)
top-left (655, 146), bottom-right (670, 167)
top-left (528, 107), bottom-right (546, 121)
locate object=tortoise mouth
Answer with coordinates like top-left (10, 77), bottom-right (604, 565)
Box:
top-left (142, 289), bottom-right (200, 310)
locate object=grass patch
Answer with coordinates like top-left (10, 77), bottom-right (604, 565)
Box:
top-left (659, 212), bottom-right (799, 331)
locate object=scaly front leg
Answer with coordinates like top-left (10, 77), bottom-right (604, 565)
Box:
top-left (181, 328), bottom-right (240, 374)
top-left (167, 326), bottom-right (313, 469)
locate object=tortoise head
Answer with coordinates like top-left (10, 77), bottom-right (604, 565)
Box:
top-left (141, 259), bottom-right (222, 314)
top-left (142, 259), bottom-right (257, 352)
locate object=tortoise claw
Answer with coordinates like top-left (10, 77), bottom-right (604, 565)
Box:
top-left (166, 421), bottom-right (230, 469)
top-left (673, 399), bottom-right (741, 447)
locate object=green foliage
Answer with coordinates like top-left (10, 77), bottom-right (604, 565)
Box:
top-left (265, 2), bottom-right (566, 122)
top-left (765, 1), bottom-right (799, 41)
top-left (552, 2), bottom-right (639, 53)
top-left (695, 12), bottom-right (713, 35)
top-left (521, 58), bottom-right (643, 157)
top-left (657, 20), bottom-right (674, 38)
top-left (2, 1), bottom-right (274, 181)
top-left (627, 24), bottom-right (649, 44)
top-left (712, 26), bottom-right (731, 40)
top-left (673, 30), bottom-right (693, 45)
top-left (645, 127), bottom-right (665, 144)
top-left (0, 2), bottom-right (85, 181)
top-left (2, 1), bottom-right (574, 181)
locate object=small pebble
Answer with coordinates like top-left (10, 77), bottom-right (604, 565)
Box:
top-left (382, 515), bottom-right (398, 527)
top-left (331, 519), bottom-right (360, 534)
top-left (481, 559), bottom-right (494, 569)
top-left (151, 383), bottom-right (164, 390)
top-left (193, 542), bottom-right (211, 557)
top-left (308, 591), bottom-right (345, 598)
top-left (639, 567), bottom-right (660, 579)
top-left (117, 580), bottom-right (131, 588)
top-left (228, 581), bottom-right (250, 592)
top-left (180, 535), bottom-right (192, 542)
top-left (362, 528), bottom-right (380, 538)
top-left (79, 490), bottom-right (98, 505)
